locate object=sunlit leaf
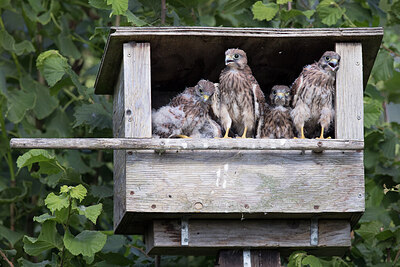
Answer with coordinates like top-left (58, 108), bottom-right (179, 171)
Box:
top-left (77, 203), bottom-right (103, 224)
top-left (107, 0), bottom-right (128, 15)
top-left (317, 0), bottom-right (344, 26)
top-left (63, 230), bottom-right (107, 257)
top-left (252, 1), bottom-right (279, 21)
top-left (302, 255), bottom-right (323, 267)
top-left (45, 192), bottom-right (69, 213)
top-left (69, 184), bottom-right (87, 201)
top-left (364, 97), bottom-right (383, 128)
top-left (36, 50), bottom-right (69, 87)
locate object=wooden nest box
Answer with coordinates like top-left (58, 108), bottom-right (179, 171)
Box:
top-left (94, 27), bottom-right (383, 256)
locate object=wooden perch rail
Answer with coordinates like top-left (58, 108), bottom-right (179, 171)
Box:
top-left (10, 138), bottom-right (364, 151)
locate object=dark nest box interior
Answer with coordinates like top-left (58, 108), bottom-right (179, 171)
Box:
top-left (93, 27), bottom-right (383, 257)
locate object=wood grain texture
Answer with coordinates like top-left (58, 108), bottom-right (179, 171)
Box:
top-left (95, 27), bottom-right (383, 95)
top-left (123, 42), bottom-right (151, 138)
top-left (216, 250), bottom-right (280, 267)
top-left (125, 150), bottom-right (364, 215)
top-left (10, 138), bottom-right (364, 151)
top-left (113, 64), bottom-right (125, 138)
top-left (146, 219), bottom-right (350, 255)
top-left (335, 43), bottom-right (364, 140)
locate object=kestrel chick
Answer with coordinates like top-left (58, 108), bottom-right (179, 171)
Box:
top-left (259, 85), bottom-right (295, 139)
top-left (290, 51), bottom-right (340, 139)
top-left (218, 48), bottom-right (266, 138)
top-left (152, 79), bottom-right (221, 138)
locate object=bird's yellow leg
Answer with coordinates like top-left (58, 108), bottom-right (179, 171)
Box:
top-left (223, 127), bottom-right (231, 138)
top-left (175, 134), bottom-right (191, 139)
top-left (238, 127), bottom-right (249, 139)
top-left (294, 126), bottom-right (306, 139)
top-left (316, 126), bottom-right (331, 139)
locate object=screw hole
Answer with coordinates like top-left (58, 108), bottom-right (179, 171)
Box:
top-left (126, 109), bottom-right (132, 116)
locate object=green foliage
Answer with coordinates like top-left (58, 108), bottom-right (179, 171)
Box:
top-left (0, 0), bottom-right (399, 266)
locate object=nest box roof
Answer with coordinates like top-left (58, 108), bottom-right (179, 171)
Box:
top-left (94, 27), bottom-right (383, 95)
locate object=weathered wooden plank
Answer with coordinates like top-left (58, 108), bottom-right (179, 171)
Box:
top-left (95, 27), bottom-right (383, 95)
top-left (216, 250), bottom-right (281, 267)
top-left (10, 138), bottom-right (364, 151)
top-left (125, 150), bottom-right (364, 214)
top-left (123, 42), bottom-right (151, 138)
top-left (113, 64), bottom-right (125, 138)
top-left (335, 43), bottom-right (364, 140)
top-left (113, 149), bottom-right (126, 229)
top-left (146, 219), bottom-right (350, 255)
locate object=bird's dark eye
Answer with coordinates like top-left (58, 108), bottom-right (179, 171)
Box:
top-left (234, 54), bottom-right (239, 59)
top-left (325, 56), bottom-right (330, 61)
top-left (273, 90), bottom-right (276, 94)
top-left (199, 88), bottom-right (203, 94)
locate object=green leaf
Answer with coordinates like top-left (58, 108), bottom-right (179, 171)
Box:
top-left (17, 149), bottom-right (56, 170)
top-left (45, 192), bottom-right (69, 213)
top-left (23, 221), bottom-right (63, 256)
top-left (57, 34), bottom-right (81, 60)
top-left (89, 0), bottom-right (110, 10)
top-left (380, 128), bottom-right (397, 158)
top-left (356, 221), bottom-right (382, 242)
top-left (199, 15), bottom-right (216, 26)
top-left (33, 214), bottom-right (57, 223)
top-left (376, 230), bottom-right (393, 241)
top-left (125, 10), bottom-right (147, 26)
top-left (0, 224), bottom-right (24, 246)
top-left (317, 0), bottom-right (344, 26)
top-left (63, 230), bottom-right (107, 257)
top-left (69, 184), bottom-right (87, 201)
top-left (277, 0), bottom-right (291, 4)
top-left (73, 103), bottom-right (112, 132)
top-left (107, 0), bottom-right (128, 15)
top-left (364, 97), bottom-right (383, 128)
top-left (5, 89), bottom-right (36, 123)
top-left (373, 50), bottom-right (394, 81)
top-left (101, 235), bottom-right (127, 253)
top-left (18, 258), bottom-right (51, 267)
top-left (0, 181), bottom-right (31, 204)
top-left (0, 29), bottom-right (35, 55)
top-left (91, 185), bottom-right (113, 199)
top-left (302, 255), bottom-right (323, 267)
top-left (303, 10), bottom-right (316, 19)
top-left (20, 76), bottom-right (58, 119)
top-left (77, 203), bottom-right (103, 224)
top-left (252, 1), bottom-right (279, 21)
top-left (36, 50), bottom-right (69, 87)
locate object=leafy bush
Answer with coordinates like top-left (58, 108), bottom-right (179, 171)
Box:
top-left (0, 0), bottom-right (399, 266)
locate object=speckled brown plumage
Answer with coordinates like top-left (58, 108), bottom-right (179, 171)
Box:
top-left (290, 51), bottom-right (340, 139)
top-left (152, 79), bottom-right (222, 138)
top-left (259, 85), bottom-right (295, 139)
top-left (218, 48), bottom-right (265, 138)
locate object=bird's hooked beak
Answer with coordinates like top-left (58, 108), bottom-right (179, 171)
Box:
top-left (328, 58), bottom-right (339, 71)
top-left (276, 92), bottom-right (285, 99)
top-left (225, 54), bottom-right (235, 65)
top-left (202, 94), bottom-right (210, 102)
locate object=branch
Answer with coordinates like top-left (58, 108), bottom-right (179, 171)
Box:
top-left (381, 44), bottom-right (400, 58)
top-left (161, 0), bottom-right (166, 25)
top-left (0, 249), bottom-right (14, 267)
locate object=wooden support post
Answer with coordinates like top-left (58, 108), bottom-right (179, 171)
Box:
top-left (335, 43), bottom-right (363, 140)
top-left (123, 42), bottom-right (152, 138)
top-left (216, 249), bottom-right (280, 267)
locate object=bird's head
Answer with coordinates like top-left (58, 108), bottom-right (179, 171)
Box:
top-left (224, 48), bottom-right (248, 69)
top-left (195, 79), bottom-right (215, 103)
top-left (318, 51), bottom-right (341, 73)
top-left (270, 85), bottom-right (291, 107)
